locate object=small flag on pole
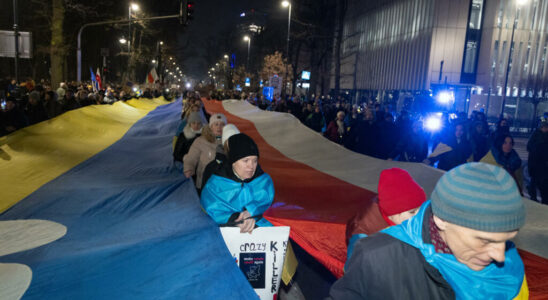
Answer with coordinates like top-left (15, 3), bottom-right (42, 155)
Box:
top-left (96, 68), bottom-right (103, 91)
top-left (90, 68), bottom-right (98, 92)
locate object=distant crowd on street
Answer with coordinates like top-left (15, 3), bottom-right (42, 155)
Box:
top-left (209, 90), bottom-right (548, 205)
top-left (0, 77), bottom-right (176, 137)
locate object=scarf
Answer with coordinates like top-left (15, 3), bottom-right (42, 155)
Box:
top-left (336, 120), bottom-right (345, 135)
top-left (382, 201), bottom-right (524, 300)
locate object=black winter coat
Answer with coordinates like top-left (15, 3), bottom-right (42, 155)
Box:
top-left (328, 208), bottom-right (455, 300)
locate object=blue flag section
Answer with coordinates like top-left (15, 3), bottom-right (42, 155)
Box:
top-left (0, 100), bottom-right (257, 299)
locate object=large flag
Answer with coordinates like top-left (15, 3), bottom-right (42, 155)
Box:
top-left (0, 98), bottom-right (258, 299)
top-left (202, 99), bottom-right (548, 298)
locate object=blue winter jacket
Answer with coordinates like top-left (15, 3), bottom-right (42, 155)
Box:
top-left (200, 164), bottom-right (274, 227)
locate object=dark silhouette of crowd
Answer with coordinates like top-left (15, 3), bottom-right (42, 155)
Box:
top-left (212, 91), bottom-right (547, 204)
top-left (0, 78), bottom-right (176, 137)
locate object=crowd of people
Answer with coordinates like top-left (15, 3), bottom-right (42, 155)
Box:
top-left (175, 94), bottom-right (533, 299)
top-left (0, 78), bottom-right (174, 137)
top-left (215, 91), bottom-right (546, 205)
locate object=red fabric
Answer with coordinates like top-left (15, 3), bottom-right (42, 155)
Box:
top-left (378, 168), bottom-right (426, 216)
top-left (345, 201), bottom-right (389, 246)
top-left (429, 213), bottom-right (452, 254)
top-left (203, 99), bottom-right (548, 298)
top-left (324, 121), bottom-right (341, 144)
top-left (518, 249), bottom-right (548, 299)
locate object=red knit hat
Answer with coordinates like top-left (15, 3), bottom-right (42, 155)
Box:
top-left (377, 168), bottom-right (426, 217)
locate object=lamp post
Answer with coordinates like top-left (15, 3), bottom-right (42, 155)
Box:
top-left (501, 0), bottom-right (527, 118)
top-left (128, 3), bottom-right (139, 54)
top-left (12, 0), bottom-right (19, 83)
top-left (281, 1), bottom-right (291, 60)
top-left (243, 35), bottom-right (251, 69)
top-left (282, 1), bottom-right (292, 97)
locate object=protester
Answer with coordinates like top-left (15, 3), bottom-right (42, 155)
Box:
top-left (1, 97), bottom-right (28, 136)
top-left (330, 163), bottom-right (528, 299)
top-left (201, 123), bottom-right (240, 189)
top-left (44, 91), bottom-right (62, 118)
top-left (388, 120), bottom-right (428, 162)
top-left (469, 120), bottom-right (490, 161)
top-left (183, 113), bottom-right (227, 191)
top-left (201, 133), bottom-right (274, 233)
top-left (490, 118), bottom-right (510, 145)
top-left (306, 105), bottom-right (325, 133)
top-left (173, 112), bottom-right (205, 162)
top-left (344, 168), bottom-right (426, 270)
top-left (425, 123), bottom-right (472, 171)
top-left (25, 91), bottom-right (48, 125)
top-left (481, 134), bottom-right (523, 193)
top-left (527, 120), bottom-right (548, 204)
top-left (325, 111), bottom-right (346, 144)
top-left (354, 109), bottom-right (377, 157)
top-left (375, 113), bottom-right (398, 159)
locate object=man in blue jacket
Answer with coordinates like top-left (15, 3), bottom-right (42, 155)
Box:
top-left (329, 163), bottom-right (528, 299)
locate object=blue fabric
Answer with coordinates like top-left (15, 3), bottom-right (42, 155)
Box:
top-left (201, 173), bottom-right (274, 227)
top-left (344, 233), bottom-right (368, 272)
top-left (382, 201), bottom-right (524, 300)
top-left (0, 99), bottom-right (257, 300)
top-left (491, 147), bottom-right (522, 173)
top-left (175, 119), bottom-right (186, 136)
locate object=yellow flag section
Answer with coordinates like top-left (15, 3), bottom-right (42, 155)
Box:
top-left (0, 97), bottom-right (170, 214)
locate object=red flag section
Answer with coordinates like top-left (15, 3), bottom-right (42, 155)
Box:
top-left (202, 99), bottom-right (548, 298)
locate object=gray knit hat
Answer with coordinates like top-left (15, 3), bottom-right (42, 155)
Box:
top-left (187, 112), bottom-right (202, 124)
top-left (431, 163), bottom-right (525, 232)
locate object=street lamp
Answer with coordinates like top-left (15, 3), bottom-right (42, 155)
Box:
top-left (281, 1), bottom-right (291, 58)
top-left (243, 35), bottom-right (251, 69)
top-left (501, 0), bottom-right (528, 118)
top-left (282, 1), bottom-right (292, 96)
top-left (152, 59), bottom-right (156, 63)
top-left (119, 37), bottom-right (127, 44)
top-left (159, 41), bottom-right (164, 45)
top-left (128, 3), bottom-right (140, 53)
top-left (224, 54), bottom-right (229, 59)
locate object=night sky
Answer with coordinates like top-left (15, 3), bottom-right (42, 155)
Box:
top-left (0, 0), bottom-right (288, 81)
top-left (174, 0), bottom-right (284, 79)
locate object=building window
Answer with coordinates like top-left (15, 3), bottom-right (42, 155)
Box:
top-left (508, 41), bottom-right (515, 73)
top-left (524, 43), bottom-right (531, 73)
top-left (461, 0), bottom-right (485, 83)
top-left (464, 41), bottom-right (478, 73)
top-left (500, 41), bottom-right (508, 76)
top-left (497, 4), bottom-right (504, 28)
top-left (531, 1), bottom-right (537, 31)
top-left (540, 42), bottom-right (547, 76)
top-left (469, 0), bottom-right (484, 29)
top-left (492, 40), bottom-right (499, 77)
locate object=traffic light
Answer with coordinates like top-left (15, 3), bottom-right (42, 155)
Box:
top-left (180, 0), bottom-right (194, 25)
top-left (186, 1), bottom-right (194, 22)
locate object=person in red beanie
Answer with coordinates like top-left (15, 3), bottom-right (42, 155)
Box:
top-left (344, 168), bottom-right (426, 271)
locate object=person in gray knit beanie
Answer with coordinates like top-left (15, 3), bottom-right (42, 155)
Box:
top-left (329, 162), bottom-right (529, 299)
top-left (431, 162), bottom-right (525, 233)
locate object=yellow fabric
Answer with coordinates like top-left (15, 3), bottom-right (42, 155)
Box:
top-left (0, 98), bottom-right (169, 214)
top-left (513, 275), bottom-right (529, 300)
top-left (282, 242), bottom-right (298, 285)
top-left (480, 150), bottom-right (524, 192)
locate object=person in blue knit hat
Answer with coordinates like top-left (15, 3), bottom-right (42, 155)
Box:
top-left (329, 162), bottom-right (529, 299)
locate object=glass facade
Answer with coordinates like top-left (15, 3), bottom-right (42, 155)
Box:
top-left (461, 0), bottom-right (485, 83)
